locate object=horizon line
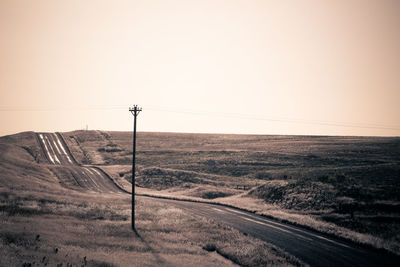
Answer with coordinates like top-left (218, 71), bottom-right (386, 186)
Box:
top-left (2, 129), bottom-right (399, 139)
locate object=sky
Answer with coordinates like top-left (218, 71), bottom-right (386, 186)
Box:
top-left (1, 0), bottom-right (399, 137)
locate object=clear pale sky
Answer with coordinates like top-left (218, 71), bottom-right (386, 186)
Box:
top-left (1, 0), bottom-right (399, 137)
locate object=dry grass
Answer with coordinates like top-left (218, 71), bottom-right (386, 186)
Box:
top-left (2, 130), bottom-right (400, 263)
top-left (133, 187), bottom-right (400, 256)
top-left (0, 131), bottom-right (304, 266)
top-left (61, 130), bottom-right (400, 255)
top-left (0, 189), bottom-right (303, 267)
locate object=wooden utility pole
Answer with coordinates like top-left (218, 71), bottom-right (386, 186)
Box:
top-left (129, 105), bottom-right (142, 231)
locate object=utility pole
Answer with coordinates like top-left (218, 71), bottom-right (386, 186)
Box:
top-left (129, 105), bottom-right (142, 231)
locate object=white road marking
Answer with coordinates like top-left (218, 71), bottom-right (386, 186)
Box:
top-left (212, 207), bottom-right (226, 213)
top-left (73, 169), bottom-right (89, 187)
top-left (81, 171), bottom-right (98, 191)
top-left (314, 235), bottom-right (351, 248)
top-left (242, 217), bottom-right (313, 241)
top-left (39, 134), bottom-right (55, 164)
top-left (51, 134), bottom-right (62, 155)
top-left (85, 168), bottom-right (94, 175)
top-left (92, 168), bottom-right (104, 177)
top-left (243, 217), bottom-right (292, 234)
top-left (45, 135), bottom-right (60, 164)
top-left (54, 133), bottom-right (73, 164)
top-left (227, 207), bottom-right (350, 248)
top-left (252, 217), bottom-right (351, 248)
top-left (85, 168), bottom-right (101, 189)
top-left (226, 208), bottom-right (250, 216)
top-left (92, 168), bottom-right (119, 193)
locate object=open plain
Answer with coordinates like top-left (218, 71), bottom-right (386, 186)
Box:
top-left (1, 130), bottom-right (399, 266)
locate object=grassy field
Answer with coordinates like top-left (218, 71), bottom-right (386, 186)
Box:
top-left (62, 130), bottom-right (400, 255)
top-left (0, 189), bottom-right (304, 267)
top-left (0, 131), bottom-right (304, 266)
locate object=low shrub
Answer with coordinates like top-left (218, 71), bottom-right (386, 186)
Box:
top-left (201, 191), bottom-right (233, 199)
top-left (98, 148), bottom-right (123, 153)
top-left (202, 243), bottom-right (216, 252)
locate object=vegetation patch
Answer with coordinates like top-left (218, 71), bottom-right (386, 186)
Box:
top-left (97, 147), bottom-right (123, 153)
top-left (202, 243), bottom-right (217, 252)
top-left (62, 131), bottom-right (400, 252)
top-left (134, 167), bottom-right (205, 190)
top-left (200, 191), bottom-right (233, 199)
top-left (3, 130), bottom-right (400, 257)
top-left (0, 189), bottom-right (304, 266)
top-left (1, 232), bottom-right (38, 248)
top-left (249, 179), bottom-right (337, 210)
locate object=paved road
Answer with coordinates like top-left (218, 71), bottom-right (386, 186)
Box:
top-left (142, 196), bottom-right (399, 267)
top-left (37, 132), bottom-right (76, 165)
top-left (36, 132), bottom-right (121, 193)
top-left (35, 132), bottom-right (399, 266)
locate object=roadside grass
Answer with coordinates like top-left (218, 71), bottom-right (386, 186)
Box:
top-left (62, 130), bottom-right (400, 255)
top-left (0, 189), bottom-right (304, 267)
top-left (4, 131), bottom-right (400, 258)
top-left (133, 187), bottom-right (400, 256)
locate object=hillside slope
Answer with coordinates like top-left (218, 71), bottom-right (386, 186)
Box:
top-left (61, 130), bottom-right (400, 254)
top-left (0, 131), bottom-right (305, 266)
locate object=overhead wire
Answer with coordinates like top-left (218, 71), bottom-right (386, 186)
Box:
top-left (143, 105), bottom-right (400, 131)
top-left (1, 104), bottom-right (399, 131)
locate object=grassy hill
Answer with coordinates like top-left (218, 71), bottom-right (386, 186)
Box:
top-left (0, 131), bottom-right (304, 266)
top-left (61, 130), bottom-right (400, 254)
top-left (1, 129), bottom-right (400, 265)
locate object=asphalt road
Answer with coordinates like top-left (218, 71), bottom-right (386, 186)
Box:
top-left (140, 196), bottom-right (398, 267)
top-left (35, 132), bottom-right (399, 266)
top-left (36, 132), bottom-right (121, 193)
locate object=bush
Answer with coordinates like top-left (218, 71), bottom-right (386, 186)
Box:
top-left (255, 172), bottom-right (272, 180)
top-left (98, 148), bottom-right (122, 153)
top-left (201, 191), bottom-right (232, 199)
top-left (202, 243), bottom-right (216, 252)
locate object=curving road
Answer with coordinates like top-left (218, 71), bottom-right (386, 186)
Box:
top-left (143, 196), bottom-right (399, 267)
top-left (35, 132), bottom-right (399, 266)
top-left (36, 132), bottom-right (121, 193)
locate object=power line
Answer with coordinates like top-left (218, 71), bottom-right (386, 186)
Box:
top-left (144, 106), bottom-right (400, 131)
top-left (1, 104), bottom-right (399, 131)
top-left (0, 105), bottom-right (127, 112)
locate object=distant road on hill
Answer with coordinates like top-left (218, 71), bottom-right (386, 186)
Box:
top-left (36, 132), bottom-right (122, 193)
top-left (35, 132), bottom-right (398, 266)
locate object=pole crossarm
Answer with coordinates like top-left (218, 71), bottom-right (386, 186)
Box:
top-left (129, 105), bottom-right (142, 231)
top-left (129, 105), bottom-right (142, 116)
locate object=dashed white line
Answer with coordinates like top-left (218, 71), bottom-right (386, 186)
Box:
top-left (212, 207), bottom-right (226, 213)
top-left (54, 133), bottom-right (73, 164)
top-left (81, 169), bottom-right (100, 190)
top-left (85, 168), bottom-right (94, 175)
top-left (45, 135), bottom-right (60, 164)
top-left (253, 217), bottom-right (351, 248)
top-left (51, 134), bottom-right (62, 155)
top-left (226, 208), bottom-right (250, 216)
top-left (242, 217), bottom-right (313, 241)
top-left (243, 217), bottom-right (291, 234)
top-left (227, 208), bottom-right (350, 248)
top-left (85, 168), bottom-right (101, 189)
top-left (92, 168), bottom-right (104, 178)
top-left (39, 134), bottom-right (55, 164)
